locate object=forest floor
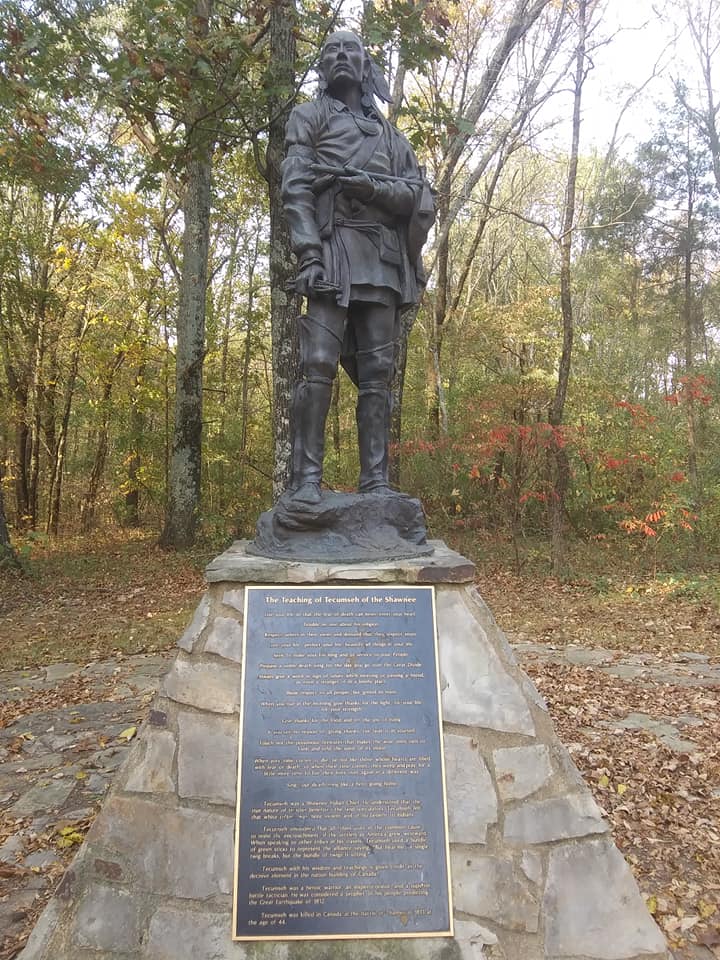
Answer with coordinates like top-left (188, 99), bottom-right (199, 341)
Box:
top-left (0, 531), bottom-right (719, 959)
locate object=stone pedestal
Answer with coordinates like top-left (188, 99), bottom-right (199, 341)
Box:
top-left (20, 542), bottom-right (669, 960)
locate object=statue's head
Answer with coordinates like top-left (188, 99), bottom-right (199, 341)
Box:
top-left (317, 30), bottom-right (392, 105)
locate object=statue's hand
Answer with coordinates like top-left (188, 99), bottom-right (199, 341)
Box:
top-left (295, 261), bottom-right (325, 298)
top-left (337, 171), bottom-right (375, 202)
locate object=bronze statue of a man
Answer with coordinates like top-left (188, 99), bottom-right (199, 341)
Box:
top-left (281, 30), bottom-right (434, 505)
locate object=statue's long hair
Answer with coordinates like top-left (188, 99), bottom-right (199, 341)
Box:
top-left (316, 33), bottom-right (392, 109)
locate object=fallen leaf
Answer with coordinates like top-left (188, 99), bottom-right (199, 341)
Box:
top-left (118, 726), bottom-right (137, 742)
top-left (699, 900), bottom-right (717, 919)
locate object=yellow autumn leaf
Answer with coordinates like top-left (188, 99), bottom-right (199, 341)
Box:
top-left (56, 828), bottom-right (84, 848)
top-left (646, 895), bottom-right (658, 915)
top-left (598, 774), bottom-right (610, 788)
top-left (617, 783), bottom-right (628, 795)
top-left (118, 726), bottom-right (137, 742)
top-left (75, 771), bottom-right (87, 780)
top-left (699, 900), bottom-right (716, 919)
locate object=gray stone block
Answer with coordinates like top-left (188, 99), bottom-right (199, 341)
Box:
top-left (124, 729), bottom-right (176, 794)
top-left (504, 792), bottom-right (608, 845)
top-left (24, 850), bottom-right (62, 869)
top-left (162, 655), bottom-right (241, 714)
top-left (10, 777), bottom-right (76, 816)
top-left (91, 796), bottom-right (234, 898)
top-left (444, 733), bottom-right (497, 843)
top-left (44, 662), bottom-right (80, 682)
top-left (436, 591), bottom-right (535, 736)
top-left (16, 896), bottom-right (63, 960)
top-left (0, 834), bottom-right (23, 862)
top-left (493, 745), bottom-right (552, 801)
top-left (543, 838), bottom-right (668, 958)
top-left (205, 616), bottom-right (244, 663)
top-left (222, 588), bottom-right (246, 614)
top-left (178, 595), bottom-right (211, 652)
top-left (205, 539), bottom-right (475, 585)
top-left (143, 906), bottom-right (249, 959)
top-left (178, 711), bottom-right (238, 805)
top-left (453, 919), bottom-right (499, 960)
top-left (72, 883), bottom-right (142, 952)
top-left (520, 850), bottom-right (543, 887)
top-left (286, 939), bottom-right (462, 959)
top-left (450, 851), bottom-right (539, 932)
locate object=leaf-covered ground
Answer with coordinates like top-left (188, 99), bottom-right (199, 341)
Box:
top-left (481, 572), bottom-right (720, 957)
top-left (1, 534), bottom-right (719, 958)
top-left (0, 531), bottom-right (207, 669)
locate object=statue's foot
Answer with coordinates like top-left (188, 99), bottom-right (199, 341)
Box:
top-left (288, 482), bottom-right (322, 505)
top-left (360, 483), bottom-right (398, 497)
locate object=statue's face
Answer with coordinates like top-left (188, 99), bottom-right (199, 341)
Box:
top-left (320, 31), bottom-right (365, 90)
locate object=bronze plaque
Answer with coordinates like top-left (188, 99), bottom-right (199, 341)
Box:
top-left (233, 585), bottom-right (452, 941)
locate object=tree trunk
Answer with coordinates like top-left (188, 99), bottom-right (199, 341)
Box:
top-left (80, 353), bottom-right (125, 532)
top-left (124, 359), bottom-right (146, 528)
top-left (428, 190), bottom-right (451, 438)
top-left (80, 426), bottom-right (110, 533)
top-left (159, 0), bottom-right (214, 549)
top-left (548, 0), bottom-right (588, 577)
top-left (389, 306), bottom-right (416, 488)
top-left (47, 292), bottom-right (91, 535)
top-left (683, 178), bottom-right (700, 500)
top-left (239, 235), bottom-right (258, 464)
top-left (0, 461), bottom-right (20, 568)
top-left (216, 230), bottom-right (240, 509)
top-left (13, 420), bottom-right (31, 526)
top-left (265, 0), bottom-right (300, 500)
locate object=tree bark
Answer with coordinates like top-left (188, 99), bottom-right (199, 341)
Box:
top-left (682, 169), bottom-right (700, 498)
top-left (548, 0), bottom-right (588, 577)
top-left (265, 0), bottom-right (300, 500)
top-left (684, 0), bottom-right (720, 195)
top-left (0, 461), bottom-right (20, 568)
top-left (160, 0), bottom-right (214, 548)
top-left (47, 279), bottom-right (92, 535)
top-left (389, 306), bottom-right (416, 487)
top-left (124, 358), bottom-right (146, 528)
top-left (80, 352), bottom-right (126, 532)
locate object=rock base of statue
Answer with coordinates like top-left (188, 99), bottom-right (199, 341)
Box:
top-left (248, 488), bottom-right (432, 562)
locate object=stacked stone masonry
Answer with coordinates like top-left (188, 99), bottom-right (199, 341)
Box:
top-left (19, 541), bottom-right (670, 960)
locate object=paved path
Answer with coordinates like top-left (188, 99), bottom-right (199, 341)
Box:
top-left (0, 652), bottom-right (174, 956)
top-left (1, 644), bottom-right (718, 959)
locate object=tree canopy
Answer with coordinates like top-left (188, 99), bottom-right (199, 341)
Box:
top-left (1, 0), bottom-right (719, 570)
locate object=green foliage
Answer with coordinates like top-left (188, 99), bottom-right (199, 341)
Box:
top-left (1, 0), bottom-right (720, 581)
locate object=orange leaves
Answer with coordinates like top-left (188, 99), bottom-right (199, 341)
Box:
top-left (614, 399), bottom-right (657, 427)
top-left (519, 490), bottom-right (548, 504)
top-left (620, 518), bottom-right (658, 538)
top-left (617, 501), bottom-right (697, 539)
top-left (665, 374), bottom-right (714, 407)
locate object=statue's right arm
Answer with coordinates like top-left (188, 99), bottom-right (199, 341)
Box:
top-left (281, 105), bottom-right (324, 279)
